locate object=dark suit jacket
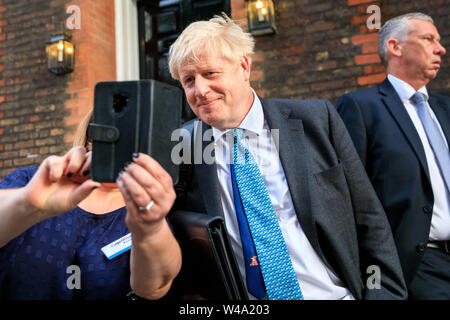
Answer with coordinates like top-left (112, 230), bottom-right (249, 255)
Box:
top-left (174, 97), bottom-right (407, 299)
top-left (336, 78), bottom-right (450, 285)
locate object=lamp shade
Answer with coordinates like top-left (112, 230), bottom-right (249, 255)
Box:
top-left (247, 0), bottom-right (277, 36)
top-left (46, 34), bottom-right (74, 75)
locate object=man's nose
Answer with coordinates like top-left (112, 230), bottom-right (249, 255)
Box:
top-left (436, 41), bottom-right (446, 55)
top-left (194, 77), bottom-right (210, 97)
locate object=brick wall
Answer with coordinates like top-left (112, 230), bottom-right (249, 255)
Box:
top-left (238, 0), bottom-right (450, 102)
top-left (0, 0), bottom-right (115, 178)
top-left (348, 0), bottom-right (450, 94)
top-left (64, 0), bottom-right (116, 144)
top-left (349, 0), bottom-right (385, 87)
top-left (0, 0), bottom-right (71, 177)
top-left (243, 0), bottom-right (362, 102)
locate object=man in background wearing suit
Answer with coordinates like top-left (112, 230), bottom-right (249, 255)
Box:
top-left (337, 12), bottom-right (449, 299)
top-left (167, 14), bottom-right (406, 300)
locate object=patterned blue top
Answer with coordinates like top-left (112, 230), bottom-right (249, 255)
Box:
top-left (0, 166), bottom-right (131, 300)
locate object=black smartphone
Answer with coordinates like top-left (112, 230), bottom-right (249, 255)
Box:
top-left (89, 80), bottom-right (182, 184)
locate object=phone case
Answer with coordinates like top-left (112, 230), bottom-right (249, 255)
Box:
top-left (90, 80), bottom-right (182, 183)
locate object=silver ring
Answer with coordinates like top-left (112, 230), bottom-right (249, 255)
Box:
top-left (138, 200), bottom-right (154, 212)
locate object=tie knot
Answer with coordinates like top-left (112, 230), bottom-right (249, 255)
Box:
top-left (233, 128), bottom-right (244, 141)
top-left (411, 92), bottom-right (426, 106)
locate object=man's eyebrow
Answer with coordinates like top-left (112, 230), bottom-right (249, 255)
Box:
top-left (420, 32), bottom-right (441, 42)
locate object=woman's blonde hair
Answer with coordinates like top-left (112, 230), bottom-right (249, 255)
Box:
top-left (72, 109), bottom-right (93, 148)
top-left (168, 13), bottom-right (255, 81)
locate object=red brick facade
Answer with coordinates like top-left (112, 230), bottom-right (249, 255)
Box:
top-left (0, 0), bottom-right (115, 178)
top-left (245, 0), bottom-right (450, 102)
top-left (0, 0), bottom-right (71, 174)
top-left (64, 0), bottom-right (116, 144)
top-left (0, 0), bottom-right (449, 178)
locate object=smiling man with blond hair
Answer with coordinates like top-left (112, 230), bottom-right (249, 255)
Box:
top-left (168, 14), bottom-right (406, 300)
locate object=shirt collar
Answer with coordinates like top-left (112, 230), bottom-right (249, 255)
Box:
top-left (387, 74), bottom-right (429, 102)
top-left (212, 89), bottom-right (264, 142)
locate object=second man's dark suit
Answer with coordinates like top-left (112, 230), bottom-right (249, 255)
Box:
top-left (172, 97), bottom-right (407, 299)
top-left (336, 78), bottom-right (450, 285)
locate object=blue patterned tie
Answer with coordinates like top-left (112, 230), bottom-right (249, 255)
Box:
top-left (232, 128), bottom-right (304, 300)
top-left (230, 163), bottom-right (266, 299)
top-left (411, 92), bottom-right (450, 192)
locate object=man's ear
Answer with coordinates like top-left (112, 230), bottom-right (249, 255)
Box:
top-left (386, 38), bottom-right (402, 58)
top-left (240, 56), bottom-right (251, 81)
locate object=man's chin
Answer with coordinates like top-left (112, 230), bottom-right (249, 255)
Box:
top-left (201, 118), bottom-right (223, 129)
top-left (198, 114), bottom-right (229, 130)
top-left (427, 68), bottom-right (440, 79)
top-left (420, 71), bottom-right (438, 85)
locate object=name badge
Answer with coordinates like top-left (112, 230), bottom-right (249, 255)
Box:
top-left (101, 233), bottom-right (132, 260)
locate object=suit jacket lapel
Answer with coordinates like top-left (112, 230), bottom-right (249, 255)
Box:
top-left (260, 98), bottom-right (322, 256)
top-left (379, 79), bottom-right (430, 179)
top-left (194, 120), bottom-right (225, 218)
top-left (429, 94), bottom-right (450, 145)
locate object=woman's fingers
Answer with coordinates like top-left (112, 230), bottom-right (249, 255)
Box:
top-left (132, 153), bottom-right (174, 193)
top-left (42, 146), bottom-right (87, 182)
top-left (70, 179), bottom-right (101, 205)
top-left (116, 177), bottom-right (139, 212)
top-left (117, 154), bottom-right (176, 218)
top-left (44, 155), bottom-right (66, 182)
top-left (118, 168), bottom-right (154, 210)
top-left (64, 146), bottom-right (89, 177)
top-left (25, 147), bottom-right (100, 215)
top-left (80, 151), bottom-right (92, 177)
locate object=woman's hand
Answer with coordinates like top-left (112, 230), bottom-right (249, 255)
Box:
top-left (23, 146), bottom-right (101, 218)
top-left (0, 147), bottom-right (101, 248)
top-left (116, 153), bottom-right (181, 299)
top-left (116, 153), bottom-right (176, 240)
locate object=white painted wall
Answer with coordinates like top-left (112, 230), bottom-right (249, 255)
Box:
top-left (114, 0), bottom-right (140, 81)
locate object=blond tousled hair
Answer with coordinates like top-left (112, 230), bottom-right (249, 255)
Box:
top-left (168, 13), bottom-right (255, 81)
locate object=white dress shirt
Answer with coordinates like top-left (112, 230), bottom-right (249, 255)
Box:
top-left (211, 90), bottom-right (354, 300)
top-left (388, 74), bottom-right (450, 241)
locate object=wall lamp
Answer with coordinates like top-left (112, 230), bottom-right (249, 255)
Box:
top-left (46, 33), bottom-right (74, 75)
top-left (247, 0), bottom-right (277, 36)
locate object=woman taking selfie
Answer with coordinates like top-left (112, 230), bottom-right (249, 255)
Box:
top-left (0, 110), bottom-right (181, 300)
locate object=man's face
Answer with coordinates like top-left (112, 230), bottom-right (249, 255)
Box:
top-left (399, 19), bottom-right (446, 86)
top-left (178, 52), bottom-right (254, 130)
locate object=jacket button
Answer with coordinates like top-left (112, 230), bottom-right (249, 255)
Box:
top-left (417, 243), bottom-right (425, 252)
top-left (423, 206), bottom-right (432, 214)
